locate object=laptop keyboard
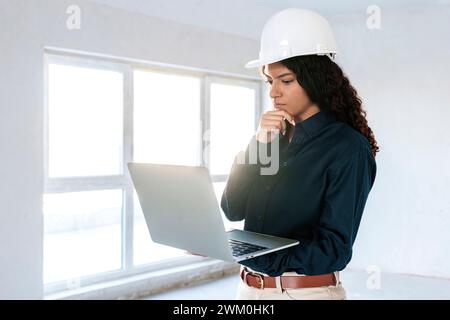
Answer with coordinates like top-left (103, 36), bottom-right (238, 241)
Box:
top-left (228, 239), bottom-right (268, 257)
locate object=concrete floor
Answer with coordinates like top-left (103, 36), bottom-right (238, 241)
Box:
top-left (143, 269), bottom-right (450, 300)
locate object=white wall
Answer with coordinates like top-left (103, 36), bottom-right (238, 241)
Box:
top-left (0, 0), bottom-right (258, 299)
top-left (330, 5), bottom-right (450, 278)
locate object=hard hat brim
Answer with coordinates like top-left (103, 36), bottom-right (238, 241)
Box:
top-left (245, 51), bottom-right (338, 69)
top-left (244, 59), bottom-right (261, 68)
top-left (244, 57), bottom-right (284, 68)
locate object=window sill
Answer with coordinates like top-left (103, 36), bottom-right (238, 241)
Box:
top-left (44, 258), bottom-right (240, 300)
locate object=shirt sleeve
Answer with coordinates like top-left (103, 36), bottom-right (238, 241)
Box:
top-left (240, 146), bottom-right (377, 276)
top-left (220, 135), bottom-right (267, 222)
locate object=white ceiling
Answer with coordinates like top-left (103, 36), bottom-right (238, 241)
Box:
top-left (88, 0), bottom-right (448, 40)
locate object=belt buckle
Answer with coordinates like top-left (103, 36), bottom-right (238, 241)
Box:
top-left (253, 273), bottom-right (265, 289)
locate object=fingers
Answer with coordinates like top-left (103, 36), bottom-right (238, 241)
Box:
top-left (256, 109), bottom-right (295, 143)
top-left (267, 110), bottom-right (296, 126)
top-left (184, 250), bottom-right (205, 257)
top-left (261, 118), bottom-right (286, 135)
top-left (261, 110), bottom-right (296, 135)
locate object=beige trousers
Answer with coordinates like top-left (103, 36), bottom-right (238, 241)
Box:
top-left (235, 266), bottom-right (347, 300)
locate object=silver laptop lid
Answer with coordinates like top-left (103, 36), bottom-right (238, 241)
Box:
top-left (127, 163), bottom-right (235, 262)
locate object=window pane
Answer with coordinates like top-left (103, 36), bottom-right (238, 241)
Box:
top-left (210, 83), bottom-right (256, 175)
top-left (133, 191), bottom-right (185, 266)
top-left (212, 182), bottom-right (244, 231)
top-left (48, 63), bottom-right (123, 177)
top-left (43, 190), bottom-right (122, 284)
top-left (134, 70), bottom-right (201, 165)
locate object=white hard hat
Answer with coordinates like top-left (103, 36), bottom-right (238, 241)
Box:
top-left (245, 8), bottom-right (338, 68)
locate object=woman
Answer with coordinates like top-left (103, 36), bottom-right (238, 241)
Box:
top-left (220, 9), bottom-right (378, 300)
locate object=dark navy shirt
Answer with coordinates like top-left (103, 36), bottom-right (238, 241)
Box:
top-left (220, 110), bottom-right (377, 276)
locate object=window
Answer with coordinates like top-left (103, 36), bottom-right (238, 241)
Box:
top-left (44, 60), bottom-right (125, 285)
top-left (43, 190), bottom-right (122, 283)
top-left (133, 70), bottom-right (201, 265)
top-left (133, 70), bottom-right (201, 166)
top-left (209, 82), bottom-right (256, 176)
top-left (47, 63), bottom-right (123, 177)
top-left (43, 52), bottom-right (260, 291)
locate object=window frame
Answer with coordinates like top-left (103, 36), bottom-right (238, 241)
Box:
top-left (43, 49), bottom-right (262, 294)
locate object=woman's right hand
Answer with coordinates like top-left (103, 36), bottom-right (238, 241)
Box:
top-left (184, 250), bottom-right (206, 257)
top-left (256, 110), bottom-right (296, 143)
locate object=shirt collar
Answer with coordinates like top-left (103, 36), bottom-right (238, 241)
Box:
top-left (290, 110), bottom-right (337, 145)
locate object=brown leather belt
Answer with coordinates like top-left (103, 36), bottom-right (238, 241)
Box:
top-left (240, 267), bottom-right (337, 290)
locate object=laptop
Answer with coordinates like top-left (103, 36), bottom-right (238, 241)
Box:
top-left (127, 163), bottom-right (299, 263)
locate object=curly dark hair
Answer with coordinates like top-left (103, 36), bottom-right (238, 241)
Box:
top-left (261, 55), bottom-right (379, 158)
